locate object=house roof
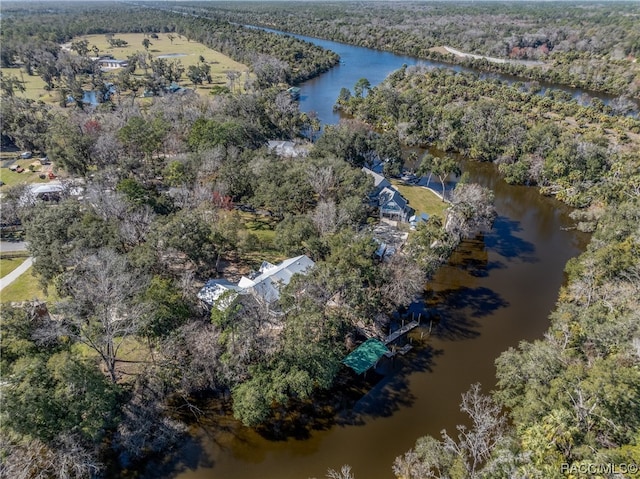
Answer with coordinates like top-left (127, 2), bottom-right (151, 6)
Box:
top-left (197, 279), bottom-right (243, 310)
top-left (267, 140), bottom-right (308, 158)
top-left (362, 167), bottom-right (391, 190)
top-left (342, 338), bottom-right (389, 374)
top-left (410, 212), bottom-right (430, 223)
top-left (243, 255), bottom-right (315, 304)
top-left (31, 184), bottom-right (64, 195)
top-left (378, 186), bottom-right (409, 210)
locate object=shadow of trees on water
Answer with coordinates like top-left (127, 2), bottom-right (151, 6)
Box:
top-left (484, 216), bottom-right (537, 263)
top-left (253, 343), bottom-right (439, 440)
top-left (422, 285), bottom-right (509, 341)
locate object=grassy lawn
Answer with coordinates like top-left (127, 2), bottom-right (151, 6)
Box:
top-left (391, 179), bottom-right (447, 217)
top-left (73, 335), bottom-right (152, 384)
top-left (0, 258), bottom-right (26, 279)
top-left (0, 257), bottom-right (31, 279)
top-left (83, 33), bottom-right (250, 96)
top-left (0, 67), bottom-right (54, 102)
top-left (239, 211), bottom-right (286, 265)
top-left (0, 266), bottom-right (56, 303)
top-left (0, 157), bottom-right (51, 190)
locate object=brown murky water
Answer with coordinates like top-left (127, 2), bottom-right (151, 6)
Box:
top-left (143, 159), bottom-right (589, 479)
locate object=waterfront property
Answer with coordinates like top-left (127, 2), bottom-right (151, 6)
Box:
top-left (378, 186), bottom-right (414, 222)
top-left (287, 86), bottom-right (301, 100)
top-left (362, 167), bottom-right (391, 198)
top-left (342, 338), bottom-right (390, 374)
top-left (198, 255), bottom-right (315, 310)
top-left (362, 167), bottom-right (414, 222)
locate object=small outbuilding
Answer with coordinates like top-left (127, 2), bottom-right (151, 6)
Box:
top-left (342, 338), bottom-right (390, 375)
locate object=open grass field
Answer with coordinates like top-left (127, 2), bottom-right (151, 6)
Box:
top-left (0, 68), bottom-right (54, 102)
top-left (0, 156), bottom-right (51, 190)
top-left (238, 211), bottom-right (286, 265)
top-left (391, 179), bottom-right (447, 218)
top-left (81, 33), bottom-right (250, 95)
top-left (0, 266), bottom-right (56, 303)
top-left (0, 33), bottom-right (251, 104)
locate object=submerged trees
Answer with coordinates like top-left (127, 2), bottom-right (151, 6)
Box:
top-left (393, 384), bottom-right (508, 479)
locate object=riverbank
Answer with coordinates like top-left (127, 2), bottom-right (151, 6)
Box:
top-left (433, 45), bottom-right (545, 68)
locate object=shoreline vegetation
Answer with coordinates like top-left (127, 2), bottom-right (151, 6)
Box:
top-left (1, 2), bottom-right (639, 479)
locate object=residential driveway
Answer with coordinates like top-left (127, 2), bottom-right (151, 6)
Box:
top-left (0, 241), bottom-right (28, 252)
top-left (0, 257), bottom-right (33, 291)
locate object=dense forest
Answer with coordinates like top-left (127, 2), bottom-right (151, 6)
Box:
top-left (176, 1), bottom-right (640, 101)
top-left (1, 2), bottom-right (639, 479)
top-left (337, 66), bottom-right (640, 207)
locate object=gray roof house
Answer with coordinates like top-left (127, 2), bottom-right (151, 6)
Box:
top-left (198, 255), bottom-right (315, 311)
top-left (378, 187), bottom-right (414, 222)
top-left (362, 167), bottom-right (391, 196)
top-left (240, 255), bottom-right (315, 305)
top-left (197, 279), bottom-right (243, 311)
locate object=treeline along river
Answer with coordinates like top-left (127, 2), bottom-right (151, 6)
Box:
top-left (145, 29), bottom-right (591, 479)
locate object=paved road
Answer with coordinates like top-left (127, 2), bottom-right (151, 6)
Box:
top-left (0, 256), bottom-right (33, 291)
top-left (0, 241), bottom-right (28, 252)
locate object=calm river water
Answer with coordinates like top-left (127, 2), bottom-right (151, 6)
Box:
top-left (146, 31), bottom-right (591, 479)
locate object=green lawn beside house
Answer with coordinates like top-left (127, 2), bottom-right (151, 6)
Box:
top-left (391, 179), bottom-right (448, 218)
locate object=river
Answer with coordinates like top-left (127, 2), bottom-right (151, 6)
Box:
top-left (144, 29), bottom-right (591, 479)
top-left (252, 26), bottom-right (632, 123)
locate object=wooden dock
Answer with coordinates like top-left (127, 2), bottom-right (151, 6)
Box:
top-left (384, 320), bottom-right (419, 345)
top-left (384, 344), bottom-right (413, 358)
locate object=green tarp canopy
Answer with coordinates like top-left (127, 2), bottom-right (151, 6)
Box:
top-left (342, 338), bottom-right (389, 374)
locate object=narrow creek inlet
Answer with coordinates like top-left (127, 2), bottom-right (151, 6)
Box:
top-left (142, 28), bottom-right (591, 479)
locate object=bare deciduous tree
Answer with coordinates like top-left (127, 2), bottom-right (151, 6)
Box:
top-left (379, 255), bottom-right (425, 310)
top-left (312, 200), bottom-right (339, 236)
top-left (326, 465), bottom-right (355, 479)
top-left (0, 434), bottom-right (101, 479)
top-left (441, 383), bottom-right (507, 478)
top-left (60, 248), bottom-right (149, 383)
top-left (308, 164), bottom-right (336, 201)
top-left (393, 384), bottom-right (506, 479)
top-left (445, 183), bottom-right (496, 241)
top-left (114, 374), bottom-right (186, 461)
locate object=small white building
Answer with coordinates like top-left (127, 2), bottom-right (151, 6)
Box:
top-left (97, 58), bottom-right (129, 70)
top-left (267, 141), bottom-right (309, 158)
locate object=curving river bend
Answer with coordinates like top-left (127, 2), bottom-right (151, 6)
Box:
top-left (145, 31), bottom-right (591, 479)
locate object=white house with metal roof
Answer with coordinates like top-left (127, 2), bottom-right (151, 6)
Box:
top-left (198, 255), bottom-right (315, 310)
top-left (240, 255), bottom-right (315, 306)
